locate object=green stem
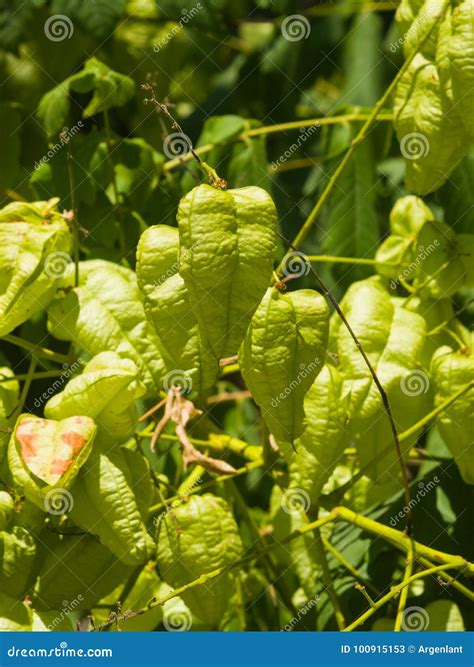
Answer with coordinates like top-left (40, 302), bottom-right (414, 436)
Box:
top-left (418, 556), bottom-right (474, 601)
top-left (394, 538), bottom-right (415, 631)
top-left (103, 108), bottom-right (127, 257)
top-left (322, 536), bottom-right (380, 596)
top-left (0, 370), bottom-right (65, 384)
top-left (284, 1), bottom-right (449, 256)
top-left (14, 356), bottom-right (37, 418)
top-left (315, 526), bottom-right (346, 629)
top-left (162, 114), bottom-right (394, 173)
top-left (399, 381), bottom-right (473, 443)
top-left (344, 562), bottom-right (459, 632)
top-left (95, 506), bottom-right (472, 631)
top-left (354, 583), bottom-right (376, 608)
top-left (307, 255), bottom-right (398, 266)
top-left (1, 334), bottom-right (74, 365)
top-left (148, 459), bottom-right (264, 514)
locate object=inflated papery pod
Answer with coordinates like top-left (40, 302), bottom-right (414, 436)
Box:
top-left (156, 494), bottom-right (243, 628)
top-left (8, 414), bottom-right (96, 509)
top-left (0, 199), bottom-right (71, 336)
top-left (0, 368), bottom-right (19, 458)
top-left (0, 520), bottom-right (36, 599)
top-left (431, 346), bottom-right (474, 484)
top-left (178, 184), bottom-right (277, 361)
top-left (440, 0), bottom-right (474, 141)
top-left (376, 195), bottom-right (474, 297)
top-left (137, 225), bottom-right (219, 400)
top-left (240, 288), bottom-right (329, 451)
top-left (32, 532), bottom-right (131, 611)
top-left (69, 447), bottom-right (155, 565)
top-left (394, 52), bottom-right (465, 194)
top-left (44, 352), bottom-right (146, 446)
top-left (47, 261), bottom-right (165, 396)
top-left (331, 278), bottom-right (431, 482)
top-left (289, 365), bottom-right (350, 505)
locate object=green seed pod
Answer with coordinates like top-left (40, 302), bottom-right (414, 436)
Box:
top-left (8, 414), bottom-right (96, 509)
top-left (156, 494), bottom-right (243, 628)
top-left (240, 287), bottom-right (329, 450)
top-left (289, 365), bottom-right (350, 505)
top-left (0, 368), bottom-right (19, 459)
top-left (69, 447), bottom-right (155, 565)
top-left (431, 346), bottom-right (474, 484)
top-left (0, 198), bottom-right (71, 336)
top-left (45, 352), bottom-right (146, 446)
top-left (178, 184), bottom-right (277, 360)
top-left (394, 53), bottom-right (465, 194)
top-left (47, 261), bottom-right (165, 396)
top-left (332, 278), bottom-right (430, 482)
top-left (137, 225), bottom-right (219, 400)
top-left (448, 0), bottom-right (474, 141)
top-left (0, 490), bottom-right (14, 531)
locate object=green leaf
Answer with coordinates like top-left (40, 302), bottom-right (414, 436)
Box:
top-left (33, 532), bottom-right (131, 611)
top-left (0, 0), bottom-right (34, 52)
top-left (36, 83), bottom-right (72, 138)
top-left (0, 593), bottom-right (32, 631)
top-left (197, 115), bottom-right (247, 146)
top-left (156, 494), bottom-right (243, 628)
top-left (69, 448), bottom-right (155, 565)
top-left (0, 104), bottom-right (21, 193)
top-left (52, 0), bottom-right (127, 39)
top-left (321, 124), bottom-right (379, 281)
top-left (36, 58), bottom-right (134, 137)
top-left (424, 600), bottom-right (465, 631)
top-left (45, 352), bottom-right (146, 446)
top-left (240, 288), bottom-right (329, 449)
top-left (47, 261), bottom-right (165, 396)
top-left (343, 13), bottom-right (383, 106)
top-left (72, 57), bottom-right (135, 118)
